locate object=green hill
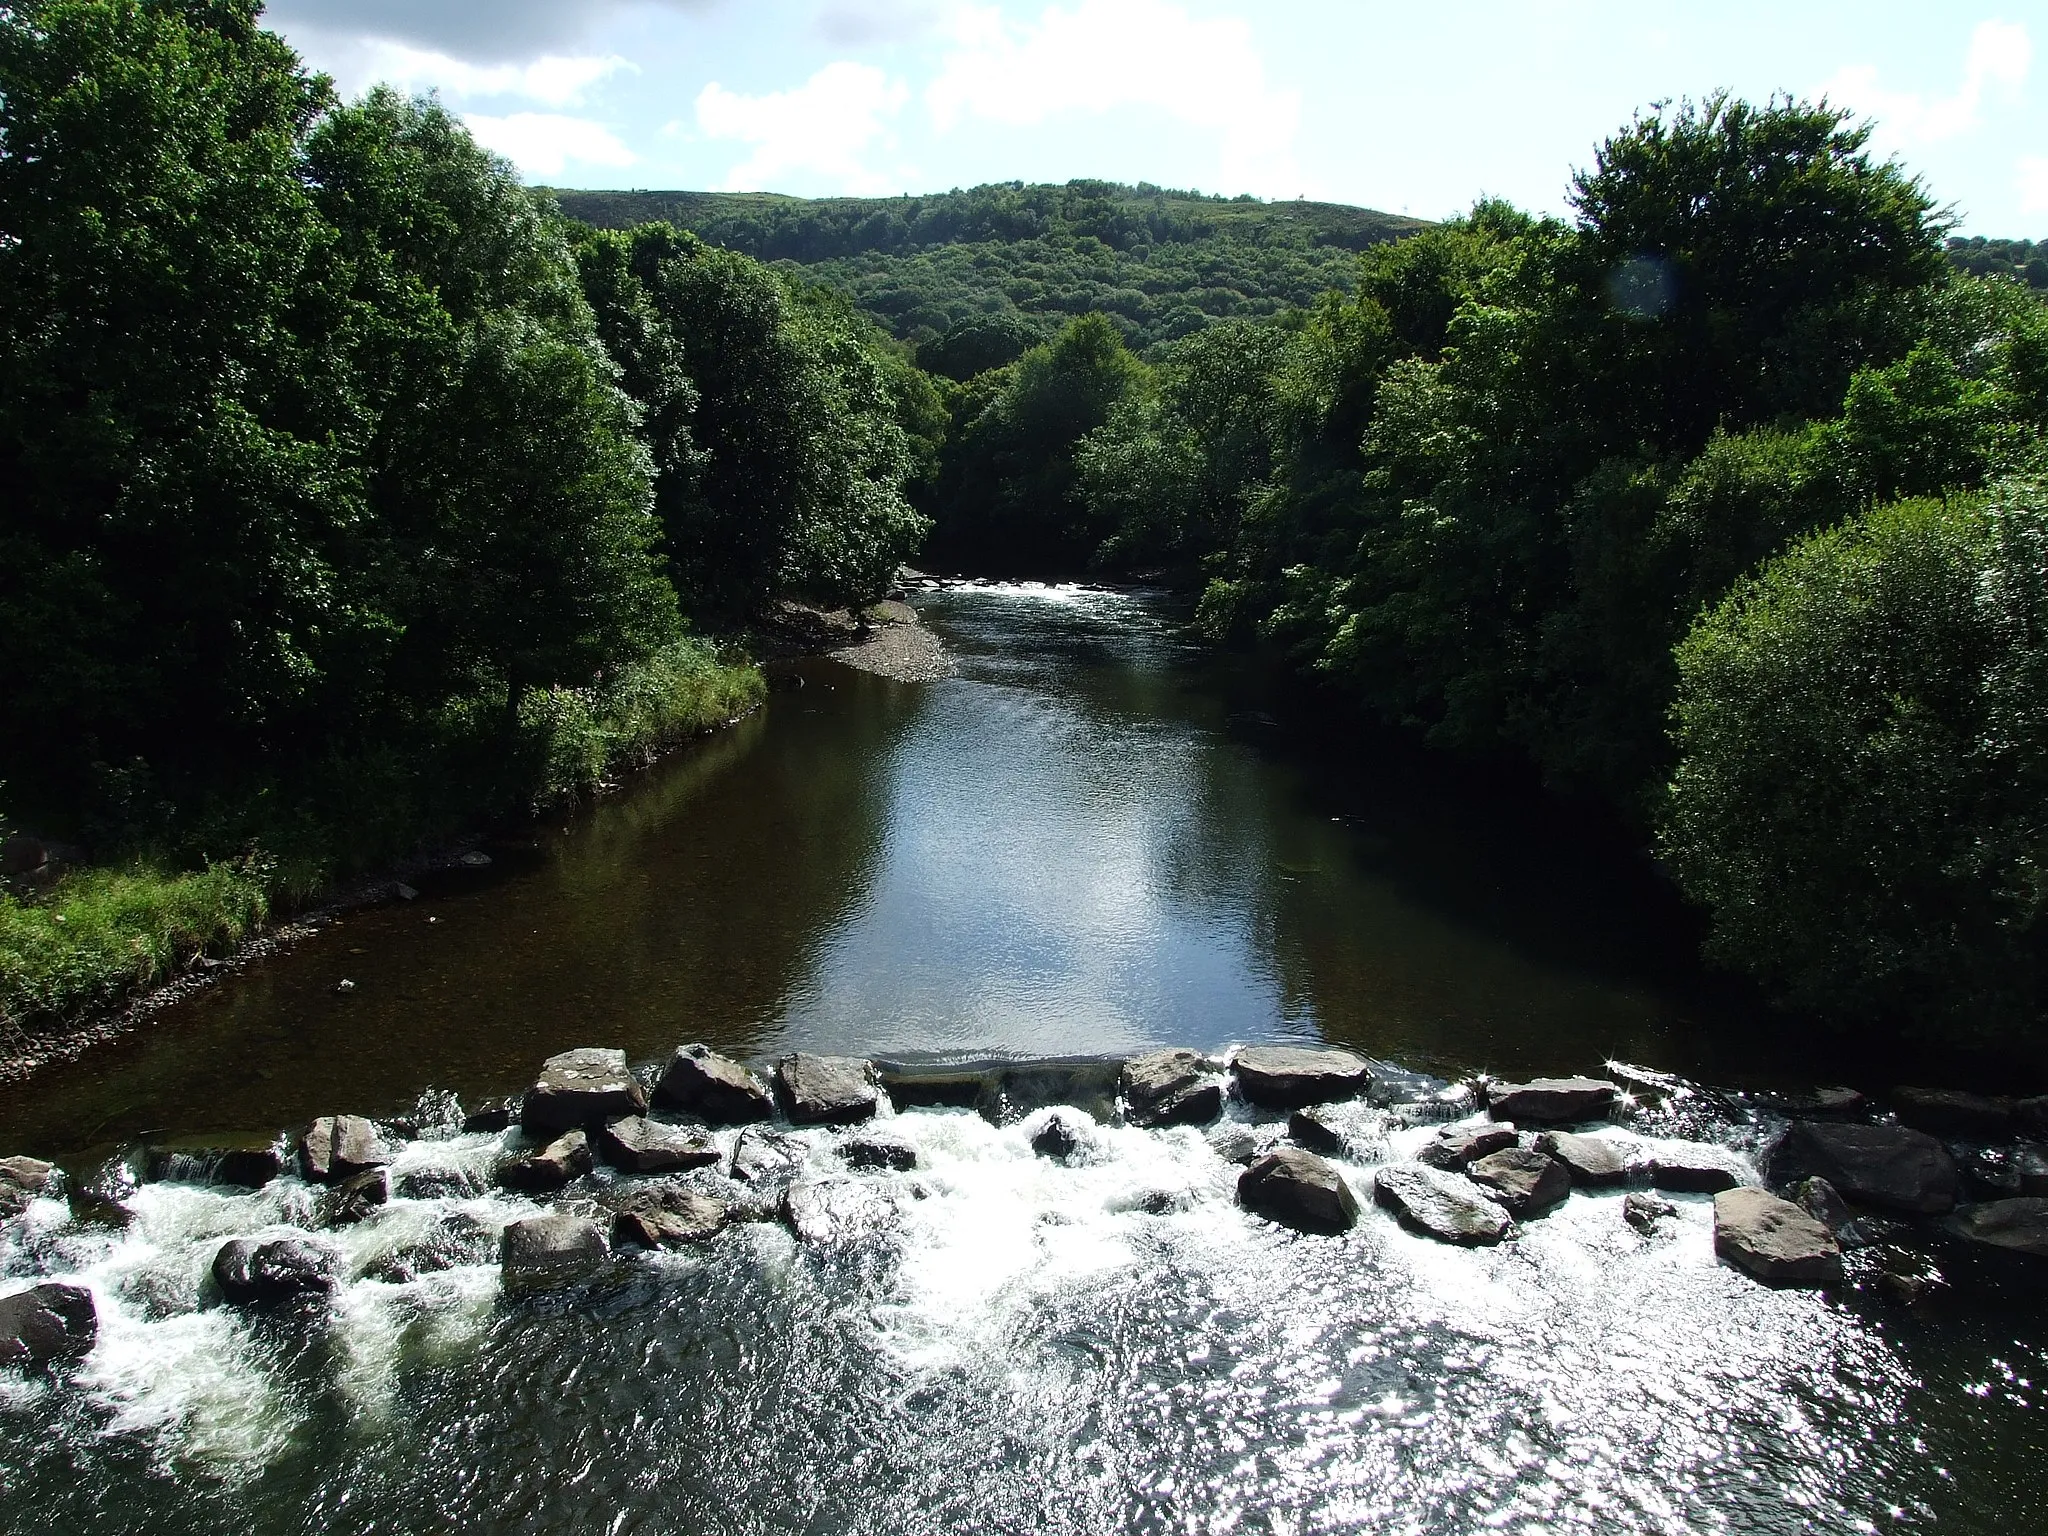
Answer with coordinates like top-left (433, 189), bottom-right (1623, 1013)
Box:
top-left (550, 180), bottom-right (1428, 358)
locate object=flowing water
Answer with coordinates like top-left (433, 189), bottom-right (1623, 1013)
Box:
top-left (0, 585), bottom-right (2041, 1534)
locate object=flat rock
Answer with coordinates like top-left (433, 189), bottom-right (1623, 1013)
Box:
top-left (839, 1132), bottom-right (917, 1172)
top-left (0, 1284), bottom-right (96, 1369)
top-left (1232, 1046), bottom-right (1372, 1110)
top-left (782, 1178), bottom-right (898, 1246)
top-left (597, 1117), bottom-right (720, 1175)
top-left (1891, 1088), bottom-right (2015, 1141)
top-left (497, 1129), bottom-right (594, 1195)
top-left (1756, 1086), bottom-right (1867, 1117)
top-left (521, 1048), bottom-right (646, 1135)
top-left (1714, 1188), bottom-right (1840, 1286)
top-left (1650, 1148), bottom-right (1743, 1194)
top-left (729, 1126), bottom-right (807, 1189)
top-left (611, 1186), bottom-right (727, 1249)
top-left (299, 1116), bottom-right (390, 1183)
top-left (1237, 1147), bottom-right (1359, 1233)
top-left (652, 1045), bottom-right (774, 1125)
top-left (212, 1237), bottom-right (337, 1307)
top-left (1485, 1078), bottom-right (1618, 1125)
top-left (1418, 1122), bottom-right (1519, 1171)
top-left (775, 1054), bottom-right (879, 1126)
top-left (1536, 1131), bottom-right (1628, 1186)
top-left (1467, 1147), bottom-right (1573, 1217)
top-left (1942, 1197), bottom-right (2048, 1267)
top-left (1623, 1191), bottom-right (1677, 1233)
top-left (1772, 1122), bottom-right (1958, 1215)
top-left (1374, 1165), bottom-right (1512, 1246)
top-left (1120, 1050), bottom-right (1223, 1127)
top-left (500, 1213), bottom-right (607, 1292)
top-left (318, 1167), bottom-right (390, 1227)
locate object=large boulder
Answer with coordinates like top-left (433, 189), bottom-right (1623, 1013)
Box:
top-left (1418, 1122), bottom-right (1518, 1171)
top-left (775, 1054), bottom-right (879, 1126)
top-left (652, 1045), bottom-right (774, 1125)
top-left (298, 1116), bottom-right (390, 1184)
top-left (1374, 1165), bottom-right (1512, 1246)
top-left (1536, 1131), bottom-right (1629, 1187)
top-left (1484, 1078), bottom-right (1618, 1125)
top-left (497, 1130), bottom-right (594, 1195)
top-left (597, 1117), bottom-right (720, 1176)
top-left (730, 1126), bottom-right (808, 1189)
top-left (1232, 1046), bottom-right (1372, 1110)
top-left (1891, 1088), bottom-right (2015, 1141)
top-left (1942, 1198), bottom-right (2048, 1269)
top-left (1120, 1050), bottom-right (1223, 1127)
top-left (1713, 1188), bottom-right (1841, 1286)
top-left (212, 1237), bottom-right (337, 1307)
top-left (0, 1284), bottom-right (96, 1369)
top-left (521, 1048), bottom-right (647, 1135)
top-left (611, 1186), bottom-right (727, 1249)
top-left (500, 1213), bottom-right (608, 1293)
top-left (1772, 1122), bottom-right (1959, 1215)
top-left (1466, 1147), bottom-right (1572, 1217)
top-left (1237, 1147), bottom-right (1359, 1233)
top-left (1649, 1147), bottom-right (1743, 1194)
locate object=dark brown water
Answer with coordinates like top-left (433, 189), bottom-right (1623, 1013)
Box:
top-left (0, 585), bottom-right (2042, 1535)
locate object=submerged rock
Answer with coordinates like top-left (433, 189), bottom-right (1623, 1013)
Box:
top-left (1536, 1131), bottom-right (1629, 1187)
top-left (1714, 1188), bottom-right (1840, 1286)
top-left (1623, 1191), bottom-right (1678, 1233)
top-left (1238, 1147), bottom-right (1359, 1233)
top-left (1891, 1088), bottom-right (2015, 1142)
top-left (1232, 1046), bottom-right (1372, 1110)
top-left (362, 1212), bottom-right (496, 1282)
top-left (839, 1131), bottom-right (918, 1172)
top-left (782, 1178), bottom-right (898, 1247)
top-left (611, 1186), bottom-right (727, 1249)
top-left (1942, 1197), bottom-right (2048, 1269)
top-left (1772, 1122), bottom-right (1959, 1215)
top-left (729, 1127), bottom-right (808, 1189)
top-left (1484, 1078), bottom-right (1618, 1125)
top-left (319, 1167), bottom-right (390, 1227)
top-left (2017, 1145), bottom-right (2048, 1198)
top-left (298, 1116), bottom-right (390, 1184)
top-left (653, 1045), bottom-right (774, 1125)
top-left (500, 1213), bottom-right (608, 1292)
top-left (1466, 1147), bottom-right (1572, 1217)
top-left (0, 1284), bottom-right (96, 1369)
top-left (1374, 1165), bottom-right (1512, 1246)
top-left (212, 1237), bottom-right (337, 1307)
top-left (1205, 1124), bottom-right (1279, 1165)
top-left (1417, 1122), bottom-right (1518, 1172)
top-left (775, 1054), bottom-right (880, 1126)
top-left (1120, 1050), bottom-right (1223, 1128)
top-left (1755, 1087), bottom-right (1866, 1118)
top-left (1649, 1148), bottom-right (1743, 1194)
top-left (521, 1048), bottom-right (646, 1135)
top-left (598, 1117), bottom-right (720, 1176)
top-left (497, 1129), bottom-right (594, 1195)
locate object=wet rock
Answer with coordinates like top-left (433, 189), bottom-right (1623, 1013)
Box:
top-left (212, 1237), bottom-right (337, 1307)
top-left (0, 1284), bottom-right (97, 1369)
top-left (362, 1213), bottom-right (495, 1282)
top-left (675, 1168), bottom-right (780, 1224)
top-left (1206, 1124), bottom-right (1279, 1165)
top-left (729, 1127), bottom-right (807, 1189)
top-left (1286, 1106), bottom-right (1352, 1157)
top-left (1232, 1046), bottom-right (1372, 1110)
top-left (1649, 1148), bottom-right (1743, 1194)
top-left (1030, 1111), bottom-right (1091, 1162)
top-left (782, 1178), bottom-right (897, 1246)
top-left (1771, 1122), bottom-right (1959, 1215)
top-left (1120, 1049), bottom-right (1223, 1127)
top-left (1960, 1145), bottom-right (2025, 1199)
top-left (1867, 1245), bottom-right (1948, 1306)
top-left (1755, 1086), bottom-right (1867, 1118)
top-left (67, 1190), bottom-right (135, 1230)
top-left (1238, 1147), bottom-right (1359, 1233)
top-left (460, 1100), bottom-right (515, 1135)
top-left (611, 1186), bottom-right (727, 1249)
top-left (497, 1130), bottom-right (594, 1195)
top-left (214, 1148), bottom-right (283, 1189)
top-left (0, 1157), bottom-right (55, 1217)
top-left (521, 1048), bottom-right (647, 1135)
top-left (500, 1213), bottom-right (607, 1292)
top-left (1536, 1131), bottom-right (1628, 1187)
top-left (1484, 1078), bottom-right (1618, 1125)
top-left (839, 1131), bottom-right (917, 1172)
top-left (1623, 1191), bottom-right (1677, 1233)
top-left (775, 1054), bottom-right (880, 1126)
top-left (597, 1117), bottom-right (720, 1176)
top-left (1467, 1147), bottom-right (1573, 1217)
top-left (1374, 1165), bottom-right (1512, 1246)
top-left (1942, 1197), bottom-right (2048, 1269)
top-left (653, 1045), bottom-right (774, 1125)
top-left (319, 1167), bottom-right (390, 1227)
top-left (2018, 1145), bottom-right (2048, 1198)
top-left (2018, 1097), bottom-right (2048, 1139)
top-left (1713, 1188), bottom-right (1841, 1286)
top-left (1891, 1088), bottom-right (2015, 1142)
top-left (1417, 1122), bottom-right (1518, 1171)
top-left (392, 1166), bottom-right (484, 1201)
top-left (298, 1116), bottom-right (390, 1184)
top-left (1792, 1176), bottom-right (1855, 1233)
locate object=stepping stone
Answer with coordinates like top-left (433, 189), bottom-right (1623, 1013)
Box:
top-left (497, 1130), bottom-right (594, 1194)
top-left (1891, 1088), bottom-right (2015, 1141)
top-left (298, 1116), bottom-right (390, 1183)
top-left (1536, 1131), bottom-right (1628, 1186)
top-left (1418, 1122), bottom-right (1518, 1171)
top-left (0, 1283), bottom-right (96, 1369)
top-left (1649, 1148), bottom-right (1743, 1194)
top-left (522, 1048), bottom-right (646, 1135)
top-left (1770, 1122), bottom-right (1958, 1215)
top-left (501, 1213), bottom-right (607, 1293)
top-left (1237, 1147), bottom-right (1359, 1233)
top-left (1467, 1147), bottom-right (1572, 1216)
top-left (1120, 1050), bottom-right (1223, 1127)
top-left (653, 1045), bottom-right (774, 1125)
top-left (611, 1186), bottom-right (727, 1249)
top-left (598, 1117), bottom-right (720, 1175)
top-left (1713, 1188), bottom-right (1840, 1286)
top-left (775, 1054), bottom-right (879, 1126)
top-left (1232, 1046), bottom-right (1372, 1110)
top-left (1484, 1078), bottom-right (1618, 1125)
top-left (1373, 1165), bottom-right (1512, 1246)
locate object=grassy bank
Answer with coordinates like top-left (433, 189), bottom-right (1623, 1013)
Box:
top-left (1, 640), bottom-right (764, 1045)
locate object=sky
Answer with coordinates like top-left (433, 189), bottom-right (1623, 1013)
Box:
top-left (265, 0), bottom-right (2048, 234)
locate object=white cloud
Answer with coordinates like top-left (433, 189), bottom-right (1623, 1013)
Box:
top-left (463, 113), bottom-right (637, 178)
top-left (339, 40), bottom-right (632, 106)
top-left (926, 0), bottom-right (1304, 194)
top-left (694, 61), bottom-right (910, 193)
top-left (268, 0), bottom-right (710, 66)
top-left (1825, 18), bottom-right (2032, 149)
top-left (2022, 156), bottom-right (2048, 215)
top-left (816, 1), bottom-right (944, 46)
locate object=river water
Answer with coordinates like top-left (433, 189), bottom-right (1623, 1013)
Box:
top-left (0, 585), bottom-right (2041, 1533)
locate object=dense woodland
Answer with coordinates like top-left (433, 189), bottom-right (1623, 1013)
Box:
top-left (5, 0), bottom-right (2048, 1054)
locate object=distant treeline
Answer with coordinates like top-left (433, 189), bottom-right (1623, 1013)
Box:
top-left (1947, 236), bottom-right (2048, 289)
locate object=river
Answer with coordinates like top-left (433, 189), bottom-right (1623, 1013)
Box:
top-left (0, 584), bottom-right (2040, 1533)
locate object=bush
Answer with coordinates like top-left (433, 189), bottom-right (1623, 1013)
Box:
top-left (1660, 477), bottom-right (2048, 1042)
